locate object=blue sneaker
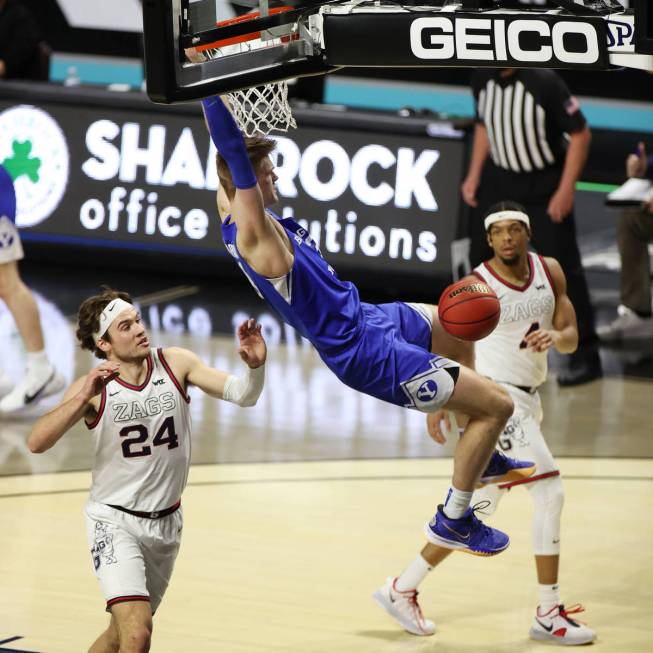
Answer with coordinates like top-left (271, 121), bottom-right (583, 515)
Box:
top-left (479, 450), bottom-right (535, 486)
top-left (424, 504), bottom-right (509, 556)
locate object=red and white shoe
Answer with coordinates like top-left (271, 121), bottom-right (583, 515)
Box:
top-left (372, 577), bottom-right (435, 636)
top-left (529, 604), bottom-right (596, 645)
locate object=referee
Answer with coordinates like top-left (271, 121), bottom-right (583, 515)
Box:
top-left (462, 68), bottom-right (601, 387)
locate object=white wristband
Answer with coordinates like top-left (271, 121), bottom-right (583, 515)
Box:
top-left (222, 365), bottom-right (265, 407)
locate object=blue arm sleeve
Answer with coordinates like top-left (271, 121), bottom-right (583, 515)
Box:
top-left (202, 97), bottom-right (257, 190)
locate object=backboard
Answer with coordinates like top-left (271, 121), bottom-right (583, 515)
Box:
top-left (142, 0), bottom-right (335, 103)
top-left (143, 0), bottom-right (653, 104)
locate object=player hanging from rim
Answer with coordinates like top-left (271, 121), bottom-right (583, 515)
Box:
top-left (201, 94), bottom-right (538, 557)
top-left (373, 202), bottom-right (596, 646)
top-left (27, 288), bottom-right (267, 653)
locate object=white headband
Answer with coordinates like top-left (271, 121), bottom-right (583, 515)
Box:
top-left (484, 210), bottom-right (530, 231)
top-left (93, 298), bottom-right (135, 344)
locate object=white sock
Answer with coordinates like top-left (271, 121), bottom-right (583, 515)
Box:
top-left (395, 555), bottom-right (432, 592)
top-left (26, 350), bottom-right (51, 378)
top-left (538, 583), bottom-right (561, 613)
top-left (442, 486), bottom-right (473, 519)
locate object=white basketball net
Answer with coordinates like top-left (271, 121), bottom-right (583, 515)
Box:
top-left (204, 37), bottom-right (297, 137)
top-left (226, 82), bottom-right (296, 137)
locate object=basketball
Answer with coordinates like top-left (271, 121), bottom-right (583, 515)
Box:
top-left (438, 279), bottom-right (501, 341)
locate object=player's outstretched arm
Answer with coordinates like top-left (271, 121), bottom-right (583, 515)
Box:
top-left (28, 362), bottom-right (120, 453)
top-left (164, 319), bottom-right (266, 407)
top-left (524, 257), bottom-right (578, 354)
top-left (202, 96), bottom-right (273, 249)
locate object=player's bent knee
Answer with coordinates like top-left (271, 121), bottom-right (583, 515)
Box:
top-left (122, 627), bottom-right (151, 653)
top-left (486, 384), bottom-right (513, 424)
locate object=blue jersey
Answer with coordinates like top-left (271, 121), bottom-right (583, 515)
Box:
top-left (222, 212), bottom-right (459, 412)
top-left (0, 165), bottom-right (17, 223)
top-left (222, 212), bottom-right (363, 353)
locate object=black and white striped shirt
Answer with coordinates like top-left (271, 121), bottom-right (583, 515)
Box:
top-left (472, 69), bottom-right (586, 174)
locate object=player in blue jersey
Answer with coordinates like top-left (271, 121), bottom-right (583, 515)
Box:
top-left (202, 95), bottom-right (532, 557)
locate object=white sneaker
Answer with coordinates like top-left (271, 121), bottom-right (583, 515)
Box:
top-left (0, 367), bottom-right (65, 413)
top-left (0, 370), bottom-right (14, 399)
top-left (372, 577), bottom-right (435, 636)
top-left (597, 305), bottom-right (653, 341)
top-left (529, 604), bottom-right (596, 646)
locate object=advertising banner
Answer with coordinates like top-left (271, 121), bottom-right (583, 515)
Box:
top-left (325, 12), bottom-right (610, 69)
top-left (0, 95), bottom-right (465, 278)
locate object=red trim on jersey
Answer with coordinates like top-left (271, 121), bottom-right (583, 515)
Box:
top-left (115, 354), bottom-right (153, 391)
top-left (107, 595), bottom-right (150, 609)
top-left (471, 270), bottom-right (487, 282)
top-left (538, 255), bottom-right (558, 298)
top-left (482, 254), bottom-right (534, 292)
top-left (157, 348), bottom-right (190, 403)
top-left (85, 387), bottom-right (106, 430)
top-left (498, 469), bottom-right (560, 490)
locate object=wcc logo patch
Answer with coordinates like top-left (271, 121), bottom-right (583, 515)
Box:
top-left (0, 105), bottom-right (70, 228)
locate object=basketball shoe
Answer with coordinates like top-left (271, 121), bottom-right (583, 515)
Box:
top-left (0, 369), bottom-right (14, 399)
top-left (424, 504), bottom-right (509, 556)
top-left (479, 450), bottom-right (536, 486)
top-left (597, 304), bottom-right (653, 341)
top-left (0, 366), bottom-right (65, 413)
top-left (372, 577), bottom-right (435, 636)
top-left (529, 604), bottom-right (596, 645)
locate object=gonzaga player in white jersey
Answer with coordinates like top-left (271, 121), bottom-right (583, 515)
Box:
top-left (28, 289), bottom-right (267, 653)
top-left (374, 204), bottom-right (595, 645)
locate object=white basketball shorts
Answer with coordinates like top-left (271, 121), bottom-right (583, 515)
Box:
top-left (493, 383), bottom-right (557, 479)
top-left (84, 499), bottom-right (183, 614)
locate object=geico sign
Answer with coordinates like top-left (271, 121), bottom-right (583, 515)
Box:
top-left (272, 137), bottom-right (440, 211)
top-left (410, 17), bottom-right (601, 65)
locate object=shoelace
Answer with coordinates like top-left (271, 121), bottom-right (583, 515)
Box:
top-left (559, 603), bottom-right (587, 625)
top-left (471, 499), bottom-right (493, 520)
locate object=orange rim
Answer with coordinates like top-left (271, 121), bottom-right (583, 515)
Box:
top-left (196, 6), bottom-right (294, 51)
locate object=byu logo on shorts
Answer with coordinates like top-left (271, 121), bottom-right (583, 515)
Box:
top-left (417, 379), bottom-right (438, 402)
top-left (0, 218), bottom-right (15, 249)
top-left (0, 105), bottom-right (70, 228)
top-left (401, 358), bottom-right (455, 411)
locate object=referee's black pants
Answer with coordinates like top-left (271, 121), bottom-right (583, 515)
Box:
top-left (469, 162), bottom-right (598, 351)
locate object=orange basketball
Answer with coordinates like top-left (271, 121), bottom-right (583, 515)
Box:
top-left (438, 279), bottom-right (501, 341)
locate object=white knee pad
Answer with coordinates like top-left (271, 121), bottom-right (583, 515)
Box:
top-left (527, 474), bottom-right (564, 555)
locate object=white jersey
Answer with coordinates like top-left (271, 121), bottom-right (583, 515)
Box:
top-left (473, 253), bottom-right (556, 389)
top-left (87, 348), bottom-right (192, 512)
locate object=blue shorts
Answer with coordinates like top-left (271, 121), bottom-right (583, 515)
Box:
top-left (320, 301), bottom-right (459, 412)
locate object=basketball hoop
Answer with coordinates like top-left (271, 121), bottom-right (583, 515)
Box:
top-left (197, 7), bottom-right (298, 136)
